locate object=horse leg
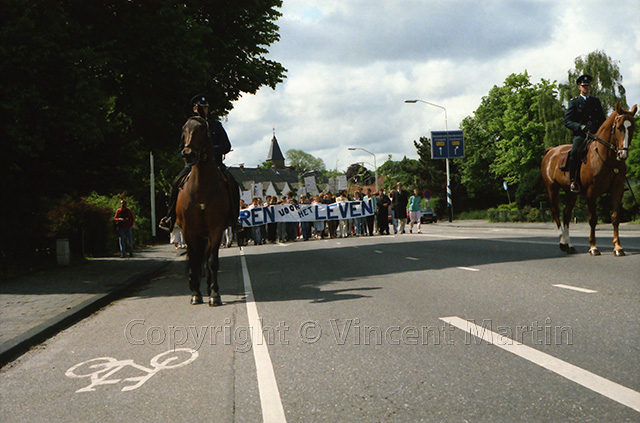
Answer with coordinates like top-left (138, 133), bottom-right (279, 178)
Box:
top-left (611, 186), bottom-right (625, 257)
top-left (586, 199), bottom-right (600, 256)
top-left (206, 250), bottom-right (222, 306)
top-left (187, 238), bottom-right (205, 304)
top-left (560, 193), bottom-right (578, 254)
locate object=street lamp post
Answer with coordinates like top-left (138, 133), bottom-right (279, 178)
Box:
top-left (405, 99), bottom-right (453, 222)
top-left (348, 147), bottom-right (378, 191)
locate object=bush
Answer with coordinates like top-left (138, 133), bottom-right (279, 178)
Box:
top-left (46, 192), bottom-right (149, 258)
top-left (487, 203), bottom-right (548, 222)
top-left (456, 209), bottom-right (488, 220)
top-left (47, 197), bottom-right (115, 257)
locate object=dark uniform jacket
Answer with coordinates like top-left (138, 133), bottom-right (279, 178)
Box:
top-left (391, 189), bottom-right (409, 218)
top-left (563, 95), bottom-right (606, 136)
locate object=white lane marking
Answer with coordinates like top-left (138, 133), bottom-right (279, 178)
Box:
top-left (240, 250), bottom-right (287, 423)
top-left (552, 284), bottom-right (598, 294)
top-left (457, 266), bottom-right (479, 272)
top-left (406, 257), bottom-right (419, 261)
top-left (440, 316), bottom-right (640, 413)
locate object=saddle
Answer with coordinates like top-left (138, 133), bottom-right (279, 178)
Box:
top-left (558, 137), bottom-right (592, 172)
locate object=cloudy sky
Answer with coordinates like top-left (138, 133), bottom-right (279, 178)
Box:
top-left (223, 0), bottom-right (640, 172)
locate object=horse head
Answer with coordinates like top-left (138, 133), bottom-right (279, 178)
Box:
top-left (181, 116), bottom-right (212, 166)
top-left (612, 101), bottom-right (637, 161)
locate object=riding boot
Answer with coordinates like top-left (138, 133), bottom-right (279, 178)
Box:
top-left (159, 179), bottom-right (180, 232)
top-left (568, 157), bottom-right (580, 193)
top-left (159, 166), bottom-right (191, 232)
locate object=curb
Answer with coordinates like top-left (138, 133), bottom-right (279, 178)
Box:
top-left (0, 260), bottom-right (170, 367)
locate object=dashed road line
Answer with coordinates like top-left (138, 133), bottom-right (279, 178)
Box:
top-left (440, 316), bottom-right (640, 413)
top-left (552, 284), bottom-right (597, 293)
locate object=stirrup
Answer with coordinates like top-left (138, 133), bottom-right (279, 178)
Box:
top-left (158, 217), bottom-right (172, 232)
top-left (570, 182), bottom-right (580, 193)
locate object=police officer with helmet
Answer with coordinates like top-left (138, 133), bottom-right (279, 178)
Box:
top-left (159, 94), bottom-right (240, 232)
top-left (563, 74), bottom-right (606, 192)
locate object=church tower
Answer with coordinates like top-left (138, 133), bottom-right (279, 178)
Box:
top-left (267, 128), bottom-right (285, 169)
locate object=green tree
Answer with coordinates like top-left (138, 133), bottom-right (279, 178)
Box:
top-left (346, 163), bottom-right (374, 186)
top-left (285, 149), bottom-right (326, 172)
top-left (458, 72), bottom-right (558, 207)
top-left (0, 0), bottom-right (287, 272)
top-left (260, 161), bottom-right (275, 169)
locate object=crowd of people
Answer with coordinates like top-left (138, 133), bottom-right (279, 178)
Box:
top-left (233, 182), bottom-right (426, 247)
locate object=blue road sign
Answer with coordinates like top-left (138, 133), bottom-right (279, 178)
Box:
top-left (430, 130), bottom-right (465, 159)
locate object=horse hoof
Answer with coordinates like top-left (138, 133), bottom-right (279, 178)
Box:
top-left (559, 243), bottom-right (569, 252)
top-left (589, 248), bottom-right (601, 256)
top-left (191, 295), bottom-right (203, 305)
top-left (614, 249), bottom-right (625, 257)
top-left (567, 246), bottom-right (578, 254)
top-left (209, 297), bottom-right (222, 307)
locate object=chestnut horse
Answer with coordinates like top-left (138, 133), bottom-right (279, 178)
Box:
top-left (176, 116), bottom-right (232, 306)
top-left (541, 102), bottom-right (637, 256)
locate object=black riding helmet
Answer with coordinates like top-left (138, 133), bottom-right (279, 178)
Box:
top-left (191, 94), bottom-right (209, 107)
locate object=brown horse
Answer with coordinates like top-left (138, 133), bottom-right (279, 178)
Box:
top-left (541, 102), bottom-right (637, 256)
top-left (176, 116), bottom-right (232, 306)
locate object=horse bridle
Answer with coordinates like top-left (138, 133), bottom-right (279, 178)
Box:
top-left (589, 114), bottom-right (631, 154)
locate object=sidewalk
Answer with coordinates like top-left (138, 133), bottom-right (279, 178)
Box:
top-left (0, 244), bottom-right (179, 366)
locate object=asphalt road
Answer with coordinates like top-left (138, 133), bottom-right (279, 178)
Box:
top-left (1, 223), bottom-right (639, 422)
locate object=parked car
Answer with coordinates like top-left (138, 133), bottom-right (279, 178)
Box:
top-left (419, 206), bottom-right (437, 223)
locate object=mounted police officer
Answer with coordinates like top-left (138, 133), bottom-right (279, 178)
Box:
top-left (563, 74), bottom-right (606, 193)
top-left (159, 94), bottom-right (240, 232)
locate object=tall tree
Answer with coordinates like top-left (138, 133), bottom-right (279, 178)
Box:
top-left (458, 72), bottom-right (558, 206)
top-left (0, 0), bottom-right (287, 268)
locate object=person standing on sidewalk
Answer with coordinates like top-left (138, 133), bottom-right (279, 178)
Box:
top-left (392, 182), bottom-right (409, 234)
top-left (114, 199), bottom-right (135, 258)
top-left (408, 188), bottom-right (422, 234)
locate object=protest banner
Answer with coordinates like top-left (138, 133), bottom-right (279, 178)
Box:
top-left (239, 199), bottom-right (375, 227)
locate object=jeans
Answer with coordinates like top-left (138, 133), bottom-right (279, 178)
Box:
top-left (118, 226), bottom-right (133, 256)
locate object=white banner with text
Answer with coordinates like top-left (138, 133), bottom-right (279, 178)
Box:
top-left (239, 199), bottom-right (375, 227)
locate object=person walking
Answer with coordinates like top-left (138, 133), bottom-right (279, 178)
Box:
top-left (363, 188), bottom-right (377, 236)
top-left (376, 189), bottom-right (390, 235)
top-left (408, 188), bottom-right (422, 234)
top-left (114, 199), bottom-right (135, 258)
top-left (392, 182), bottom-right (409, 234)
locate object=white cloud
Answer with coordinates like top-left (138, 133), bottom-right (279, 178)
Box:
top-left (224, 0), bottom-right (640, 172)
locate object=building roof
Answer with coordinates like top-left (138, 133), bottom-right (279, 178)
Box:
top-left (267, 134), bottom-right (285, 167)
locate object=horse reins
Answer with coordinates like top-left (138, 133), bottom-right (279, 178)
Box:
top-left (589, 114), bottom-right (630, 154)
top-left (587, 113), bottom-right (633, 194)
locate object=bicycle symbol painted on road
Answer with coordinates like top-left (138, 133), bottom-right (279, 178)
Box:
top-left (65, 348), bottom-right (199, 393)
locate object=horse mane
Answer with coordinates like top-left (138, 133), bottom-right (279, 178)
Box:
top-left (595, 107), bottom-right (619, 138)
